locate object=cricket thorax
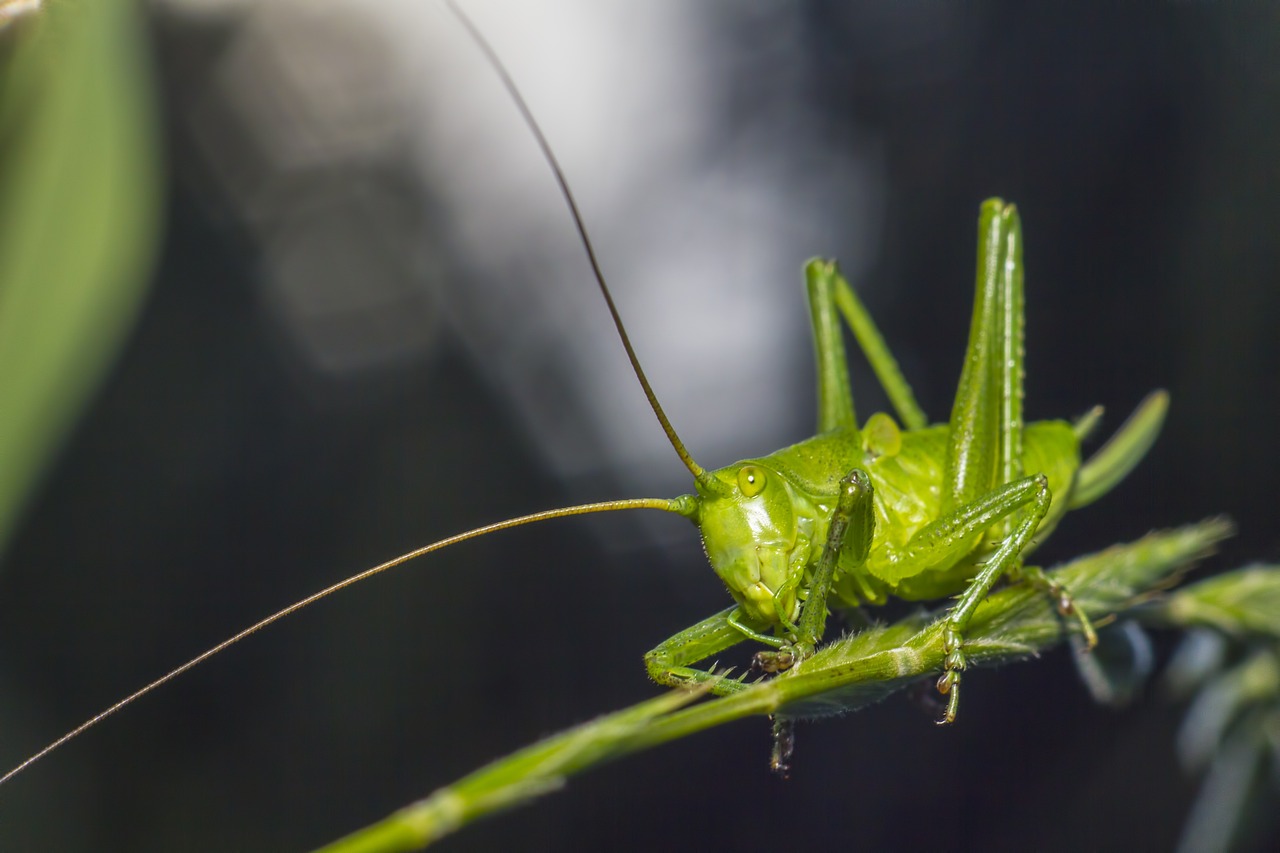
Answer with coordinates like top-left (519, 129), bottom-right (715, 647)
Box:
top-left (695, 461), bottom-right (824, 627)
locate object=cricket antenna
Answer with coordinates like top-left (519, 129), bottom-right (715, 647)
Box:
top-left (1, 7), bottom-right (717, 791)
top-left (0, 496), bottom-right (697, 788)
top-left (444, 0), bottom-right (721, 492)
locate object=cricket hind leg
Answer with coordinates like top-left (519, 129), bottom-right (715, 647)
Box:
top-left (940, 199), bottom-right (1022, 518)
top-left (935, 474), bottom-right (1052, 724)
top-left (804, 259), bottom-right (928, 433)
top-left (926, 201), bottom-right (1093, 717)
top-left (869, 471), bottom-right (1052, 723)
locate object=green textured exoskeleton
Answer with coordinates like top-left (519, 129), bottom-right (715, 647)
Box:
top-left (643, 199), bottom-right (1167, 724)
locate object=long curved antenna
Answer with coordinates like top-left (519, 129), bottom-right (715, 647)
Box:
top-left (0, 497), bottom-right (692, 787)
top-left (445, 0), bottom-right (721, 492)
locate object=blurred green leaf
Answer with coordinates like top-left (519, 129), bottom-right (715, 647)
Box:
top-left (1174, 647), bottom-right (1279, 770)
top-left (1142, 566), bottom-right (1280, 853)
top-left (0, 0), bottom-right (161, 559)
top-left (1151, 565), bottom-right (1280, 641)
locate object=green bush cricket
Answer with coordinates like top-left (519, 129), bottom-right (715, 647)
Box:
top-left (1, 2), bottom-right (1173, 792)
top-left (446, 2), bottom-right (1170, 730)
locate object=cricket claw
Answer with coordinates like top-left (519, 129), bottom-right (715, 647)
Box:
top-left (1021, 566), bottom-right (1098, 650)
top-left (1051, 579), bottom-right (1098, 649)
top-left (752, 643), bottom-right (807, 676)
top-left (936, 680), bottom-right (960, 726)
top-left (936, 625), bottom-right (967, 724)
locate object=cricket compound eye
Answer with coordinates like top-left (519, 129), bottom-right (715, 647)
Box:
top-left (737, 465), bottom-right (767, 497)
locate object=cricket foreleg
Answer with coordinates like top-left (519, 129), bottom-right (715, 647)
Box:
top-left (644, 606), bottom-right (755, 695)
top-left (754, 469), bottom-right (875, 674)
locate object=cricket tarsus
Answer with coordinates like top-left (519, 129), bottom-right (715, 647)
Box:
top-left (769, 716), bottom-right (796, 779)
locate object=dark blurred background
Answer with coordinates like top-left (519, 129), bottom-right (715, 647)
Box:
top-left (1, 1), bottom-right (1278, 850)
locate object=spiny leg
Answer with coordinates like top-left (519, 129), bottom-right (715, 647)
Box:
top-left (644, 606), bottom-right (754, 695)
top-left (804, 258), bottom-right (858, 433)
top-left (878, 475), bottom-right (1047, 588)
top-left (757, 469), bottom-right (873, 776)
top-left (994, 203), bottom-right (1025, 502)
top-left (928, 201), bottom-right (1093, 710)
top-left (941, 199), bottom-right (1020, 517)
top-left (979, 200), bottom-right (1106, 643)
top-left (754, 469), bottom-right (874, 674)
top-left (865, 473), bottom-right (1050, 721)
top-left (795, 469), bottom-right (875, 651)
top-left (982, 201), bottom-right (1096, 648)
top-left (937, 474), bottom-right (1051, 724)
top-left (982, 200), bottom-right (1095, 637)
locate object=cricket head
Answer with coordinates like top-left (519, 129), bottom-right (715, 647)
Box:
top-left (689, 461), bottom-right (814, 628)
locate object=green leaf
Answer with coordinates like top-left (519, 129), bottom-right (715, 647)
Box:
top-left (0, 0), bottom-right (161, 559)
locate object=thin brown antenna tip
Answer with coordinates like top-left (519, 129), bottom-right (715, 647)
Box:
top-left (443, 0), bottom-right (707, 483)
